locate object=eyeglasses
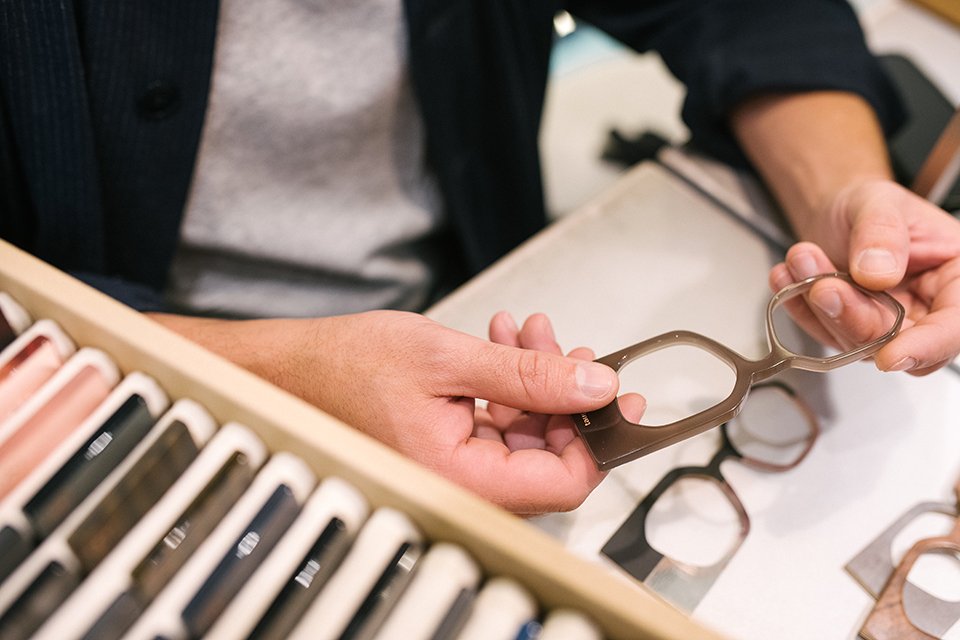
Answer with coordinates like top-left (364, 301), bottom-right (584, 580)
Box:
top-left (573, 272), bottom-right (904, 470)
top-left (600, 382), bottom-right (819, 612)
top-left (847, 477), bottom-right (960, 639)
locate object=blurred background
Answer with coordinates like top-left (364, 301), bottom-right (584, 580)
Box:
top-left (541, 0), bottom-right (960, 219)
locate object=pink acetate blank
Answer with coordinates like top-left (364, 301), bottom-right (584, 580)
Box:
top-left (0, 364), bottom-right (114, 500)
top-left (0, 337), bottom-right (65, 423)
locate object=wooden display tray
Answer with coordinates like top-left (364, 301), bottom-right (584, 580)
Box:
top-left (0, 239), bottom-right (724, 640)
top-left (911, 0), bottom-right (960, 27)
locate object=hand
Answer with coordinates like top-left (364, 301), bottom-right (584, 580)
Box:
top-left (149, 309), bottom-right (624, 514)
top-left (480, 312), bottom-right (646, 514)
top-left (769, 179), bottom-right (960, 375)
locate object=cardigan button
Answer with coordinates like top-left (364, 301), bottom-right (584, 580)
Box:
top-left (137, 81), bottom-right (180, 120)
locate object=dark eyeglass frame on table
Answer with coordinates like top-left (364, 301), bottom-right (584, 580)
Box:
top-left (573, 272), bottom-right (905, 471)
top-left (601, 381), bottom-right (819, 612)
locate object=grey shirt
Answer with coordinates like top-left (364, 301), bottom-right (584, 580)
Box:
top-left (166, 0), bottom-right (445, 319)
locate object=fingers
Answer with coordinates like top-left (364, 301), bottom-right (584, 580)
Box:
top-left (773, 246), bottom-right (960, 375)
top-left (487, 312), bottom-right (526, 426)
top-left (770, 244), bottom-right (844, 350)
top-left (770, 243), bottom-right (903, 353)
top-left (487, 313), bottom-right (602, 448)
top-left (874, 261), bottom-right (960, 374)
top-left (465, 314), bottom-right (617, 414)
top-left (449, 432), bottom-right (606, 514)
top-left (844, 184), bottom-right (910, 291)
top-left (542, 395), bottom-right (646, 475)
top-left (502, 416), bottom-right (547, 451)
top-left (487, 312), bottom-right (565, 426)
top-left (566, 346), bottom-right (594, 361)
top-left (517, 314), bottom-right (563, 355)
top-left (617, 392), bottom-right (648, 423)
top-left (489, 311), bottom-right (563, 355)
top-left (488, 311), bottom-right (521, 348)
top-left (770, 265), bottom-right (838, 350)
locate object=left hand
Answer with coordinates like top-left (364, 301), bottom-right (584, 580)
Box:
top-left (769, 178), bottom-right (960, 375)
top-left (481, 312), bottom-right (646, 514)
top-left (482, 312), bottom-right (646, 446)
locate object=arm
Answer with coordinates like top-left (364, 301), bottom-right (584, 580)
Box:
top-left (570, 0), bottom-right (904, 167)
top-left (147, 309), bottom-right (625, 514)
top-left (731, 90), bottom-right (960, 374)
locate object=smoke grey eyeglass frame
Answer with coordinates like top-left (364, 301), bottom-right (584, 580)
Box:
top-left (601, 381), bottom-right (819, 613)
top-left (573, 272), bottom-right (905, 470)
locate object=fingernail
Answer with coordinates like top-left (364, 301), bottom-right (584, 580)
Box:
top-left (576, 362), bottom-right (616, 398)
top-left (888, 356), bottom-right (917, 372)
top-left (790, 253), bottom-right (819, 279)
top-left (540, 315), bottom-right (556, 342)
top-left (811, 289), bottom-right (842, 318)
top-left (856, 248), bottom-right (898, 277)
top-left (499, 312), bottom-right (518, 333)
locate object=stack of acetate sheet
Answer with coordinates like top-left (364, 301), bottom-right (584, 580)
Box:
top-left (0, 291), bottom-right (603, 640)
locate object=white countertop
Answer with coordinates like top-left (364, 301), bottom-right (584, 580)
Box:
top-left (428, 162), bottom-right (960, 640)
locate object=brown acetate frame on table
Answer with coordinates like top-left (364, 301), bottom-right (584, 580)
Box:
top-left (859, 478), bottom-right (960, 640)
top-left (846, 501), bottom-right (960, 637)
top-left (573, 272), bottom-right (905, 471)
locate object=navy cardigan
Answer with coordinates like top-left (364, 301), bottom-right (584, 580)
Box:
top-left (0, 0), bottom-right (902, 311)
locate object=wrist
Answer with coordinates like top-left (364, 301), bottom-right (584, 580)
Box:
top-left (802, 174), bottom-right (893, 241)
top-left (731, 91), bottom-right (894, 239)
top-left (146, 312), bottom-right (320, 388)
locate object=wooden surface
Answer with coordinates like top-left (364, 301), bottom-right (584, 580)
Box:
top-left (0, 237), bottom-right (724, 640)
top-left (910, 0), bottom-right (960, 27)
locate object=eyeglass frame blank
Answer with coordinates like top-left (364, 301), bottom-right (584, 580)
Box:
top-left (572, 272), bottom-right (905, 470)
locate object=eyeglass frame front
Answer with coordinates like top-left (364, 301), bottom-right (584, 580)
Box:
top-left (573, 272), bottom-right (905, 470)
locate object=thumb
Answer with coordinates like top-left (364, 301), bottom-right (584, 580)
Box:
top-left (443, 336), bottom-right (619, 413)
top-left (846, 186), bottom-right (910, 290)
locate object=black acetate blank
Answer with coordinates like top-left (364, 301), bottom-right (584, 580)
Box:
top-left (133, 451), bottom-right (254, 601)
top-left (340, 542), bottom-right (423, 640)
top-left (69, 419), bottom-right (200, 571)
top-left (24, 394), bottom-right (156, 538)
top-left (247, 517), bottom-right (350, 640)
top-left (0, 560), bottom-right (79, 640)
top-left (181, 484), bottom-right (300, 638)
top-left (0, 525), bottom-right (31, 583)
